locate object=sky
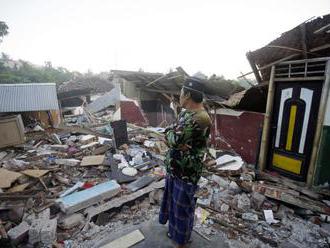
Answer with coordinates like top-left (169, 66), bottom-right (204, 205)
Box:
top-left (0, 0), bottom-right (329, 79)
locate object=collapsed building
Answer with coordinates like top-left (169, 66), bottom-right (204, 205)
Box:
top-left (0, 14), bottom-right (330, 248)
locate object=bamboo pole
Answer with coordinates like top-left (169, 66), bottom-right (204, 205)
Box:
top-left (258, 66), bottom-right (276, 171)
top-left (307, 60), bottom-right (330, 187)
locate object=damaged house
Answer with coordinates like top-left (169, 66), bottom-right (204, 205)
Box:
top-left (0, 82), bottom-right (60, 147)
top-left (243, 14), bottom-right (330, 186)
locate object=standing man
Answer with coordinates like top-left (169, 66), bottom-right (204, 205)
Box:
top-left (159, 77), bottom-right (211, 248)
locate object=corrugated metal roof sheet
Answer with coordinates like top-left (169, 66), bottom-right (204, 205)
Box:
top-left (0, 83), bottom-right (59, 112)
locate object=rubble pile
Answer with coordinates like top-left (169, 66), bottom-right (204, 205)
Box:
top-left (0, 123), bottom-right (167, 247)
top-left (191, 158), bottom-right (330, 248)
top-left (0, 122), bottom-right (329, 247)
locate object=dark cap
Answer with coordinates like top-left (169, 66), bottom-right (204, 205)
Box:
top-left (183, 77), bottom-right (204, 94)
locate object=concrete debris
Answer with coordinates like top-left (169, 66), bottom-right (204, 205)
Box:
top-left (251, 192), bottom-right (266, 210)
top-left (57, 180), bottom-right (121, 214)
top-left (58, 213), bottom-right (85, 229)
top-left (221, 203), bottom-right (230, 212)
top-left (7, 221), bottom-right (30, 244)
top-left (237, 193), bottom-right (251, 210)
top-left (0, 107), bottom-right (329, 248)
top-left (121, 167), bottom-right (138, 177)
top-left (242, 213), bottom-right (259, 222)
top-left (211, 174), bottom-right (229, 188)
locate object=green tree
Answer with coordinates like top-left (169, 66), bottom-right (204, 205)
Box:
top-left (0, 21), bottom-right (9, 44)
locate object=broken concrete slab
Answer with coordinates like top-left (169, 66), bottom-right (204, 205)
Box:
top-left (81, 155), bottom-right (105, 167)
top-left (7, 221), bottom-right (30, 244)
top-left (100, 229), bottom-right (145, 248)
top-left (57, 180), bottom-right (121, 214)
top-left (40, 218), bottom-right (57, 246)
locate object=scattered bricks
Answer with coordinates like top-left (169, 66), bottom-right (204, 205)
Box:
top-left (237, 193), bottom-right (251, 211)
top-left (58, 213), bottom-right (84, 229)
top-left (7, 221), bottom-right (30, 244)
top-left (251, 192), bottom-right (266, 210)
top-left (40, 218), bottom-right (57, 246)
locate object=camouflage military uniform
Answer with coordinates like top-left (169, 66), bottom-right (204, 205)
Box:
top-left (165, 109), bottom-right (211, 184)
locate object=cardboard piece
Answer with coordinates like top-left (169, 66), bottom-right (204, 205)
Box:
top-left (100, 229), bottom-right (145, 248)
top-left (22, 169), bottom-right (50, 178)
top-left (0, 168), bottom-right (22, 188)
top-left (81, 155), bottom-right (105, 166)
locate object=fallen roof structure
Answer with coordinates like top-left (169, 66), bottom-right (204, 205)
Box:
top-left (244, 14), bottom-right (330, 83)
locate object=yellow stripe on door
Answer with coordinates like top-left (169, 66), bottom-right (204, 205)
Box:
top-left (286, 105), bottom-right (297, 151)
top-left (272, 153), bottom-right (302, 174)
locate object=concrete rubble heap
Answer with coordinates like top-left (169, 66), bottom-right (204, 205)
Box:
top-left (0, 121), bottom-right (329, 248)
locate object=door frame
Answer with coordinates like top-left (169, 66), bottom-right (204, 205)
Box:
top-left (258, 57), bottom-right (330, 187)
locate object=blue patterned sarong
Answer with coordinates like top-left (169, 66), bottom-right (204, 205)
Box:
top-left (159, 175), bottom-right (197, 245)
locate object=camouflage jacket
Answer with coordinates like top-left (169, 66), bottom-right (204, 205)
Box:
top-left (165, 109), bottom-right (211, 184)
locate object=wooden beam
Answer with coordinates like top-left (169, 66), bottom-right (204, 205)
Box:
top-left (307, 60), bottom-right (330, 187)
top-left (246, 52), bottom-right (262, 83)
top-left (300, 23), bottom-right (308, 59)
top-left (143, 88), bottom-right (180, 95)
top-left (314, 23), bottom-right (330, 34)
top-left (310, 43), bottom-right (330, 52)
top-left (239, 53), bottom-right (299, 79)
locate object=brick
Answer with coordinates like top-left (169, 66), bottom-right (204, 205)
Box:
top-left (7, 221), bottom-right (30, 244)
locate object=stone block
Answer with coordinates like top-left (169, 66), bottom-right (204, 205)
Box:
top-left (40, 218), bottom-right (57, 245)
top-left (7, 221), bottom-right (30, 244)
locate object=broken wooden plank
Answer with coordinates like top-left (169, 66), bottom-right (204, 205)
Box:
top-left (100, 229), bottom-right (144, 248)
top-left (8, 183), bottom-right (30, 193)
top-left (85, 179), bottom-right (165, 219)
top-left (252, 183), bottom-right (330, 214)
top-left (0, 168), bottom-right (22, 189)
top-left (80, 155), bottom-right (105, 167)
top-left (21, 169), bottom-right (49, 178)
